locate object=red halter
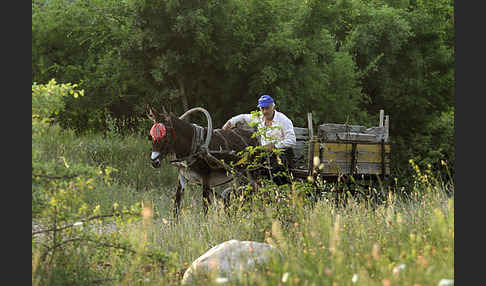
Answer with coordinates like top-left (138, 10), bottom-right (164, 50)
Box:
top-left (150, 122), bottom-right (177, 143)
top-left (150, 123), bottom-right (167, 143)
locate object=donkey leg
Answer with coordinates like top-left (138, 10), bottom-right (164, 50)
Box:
top-left (173, 171), bottom-right (185, 218)
top-left (246, 170), bottom-right (259, 197)
top-left (221, 185), bottom-right (234, 210)
top-left (202, 178), bottom-right (213, 215)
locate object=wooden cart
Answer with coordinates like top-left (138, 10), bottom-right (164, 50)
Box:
top-left (290, 110), bottom-right (391, 187)
top-left (173, 108), bottom-right (391, 198)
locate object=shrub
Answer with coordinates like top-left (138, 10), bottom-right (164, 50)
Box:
top-left (32, 80), bottom-right (173, 286)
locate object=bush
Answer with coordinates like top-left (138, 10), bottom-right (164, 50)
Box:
top-left (32, 80), bottom-right (176, 286)
top-left (413, 107), bottom-right (454, 180)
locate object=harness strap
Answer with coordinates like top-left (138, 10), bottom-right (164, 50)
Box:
top-left (171, 127), bottom-right (177, 141)
top-left (214, 129), bottom-right (229, 150)
top-left (190, 125), bottom-right (197, 155)
top-left (191, 124), bottom-right (206, 154)
top-left (171, 124), bottom-right (205, 168)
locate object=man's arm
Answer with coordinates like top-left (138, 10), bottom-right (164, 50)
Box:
top-left (222, 114), bottom-right (256, 130)
top-left (275, 117), bottom-right (296, 149)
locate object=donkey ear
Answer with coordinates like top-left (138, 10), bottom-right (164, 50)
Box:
top-left (159, 105), bottom-right (173, 122)
top-left (146, 104), bottom-right (157, 122)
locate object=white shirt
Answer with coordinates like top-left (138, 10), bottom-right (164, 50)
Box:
top-left (228, 110), bottom-right (296, 149)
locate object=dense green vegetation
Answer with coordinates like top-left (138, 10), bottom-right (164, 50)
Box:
top-left (32, 0), bottom-right (453, 177)
top-left (32, 0), bottom-right (453, 284)
top-left (32, 81), bottom-right (453, 285)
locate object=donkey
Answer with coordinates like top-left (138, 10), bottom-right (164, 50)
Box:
top-left (147, 106), bottom-right (260, 216)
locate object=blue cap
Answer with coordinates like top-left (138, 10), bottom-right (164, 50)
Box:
top-left (257, 94), bottom-right (274, 108)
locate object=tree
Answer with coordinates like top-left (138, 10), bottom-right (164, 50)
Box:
top-left (344, 2), bottom-right (454, 175)
top-left (32, 0), bottom-right (140, 132)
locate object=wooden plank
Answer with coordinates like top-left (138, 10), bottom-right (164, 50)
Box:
top-left (356, 144), bottom-right (391, 153)
top-left (321, 143), bottom-right (353, 162)
top-left (356, 151), bottom-right (391, 163)
top-left (379, 109), bottom-right (384, 127)
top-left (319, 142), bottom-right (391, 175)
top-left (291, 141), bottom-right (308, 165)
top-left (292, 140), bottom-right (308, 152)
top-left (307, 113), bottom-right (313, 138)
top-left (312, 140), bottom-right (320, 167)
top-left (318, 123), bottom-right (366, 134)
top-left (321, 154), bottom-right (352, 163)
top-left (364, 126), bottom-right (385, 140)
top-left (321, 143), bottom-right (354, 153)
top-left (321, 161), bottom-right (351, 174)
top-left (294, 127), bottom-right (309, 136)
top-left (319, 162), bottom-right (391, 175)
top-left (321, 146), bottom-right (390, 163)
top-left (384, 115), bottom-right (389, 142)
top-left (356, 162), bottom-right (391, 175)
top-left (319, 133), bottom-right (339, 141)
top-left (294, 127), bottom-right (309, 141)
top-left (356, 144), bottom-right (391, 163)
top-left (336, 132), bottom-right (378, 142)
top-left (322, 143), bottom-right (390, 153)
top-left (320, 158), bottom-right (391, 166)
top-left (307, 140), bottom-right (320, 173)
top-left (318, 121), bottom-right (388, 142)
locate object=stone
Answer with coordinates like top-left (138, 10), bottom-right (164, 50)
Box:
top-left (181, 240), bottom-right (282, 284)
top-left (438, 279), bottom-right (454, 286)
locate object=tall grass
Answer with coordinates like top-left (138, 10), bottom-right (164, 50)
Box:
top-left (32, 128), bottom-right (454, 285)
top-left (33, 125), bottom-right (179, 215)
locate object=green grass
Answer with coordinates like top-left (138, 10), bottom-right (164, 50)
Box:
top-left (32, 127), bottom-right (454, 286)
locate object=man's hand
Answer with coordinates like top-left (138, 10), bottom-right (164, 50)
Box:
top-left (222, 121), bottom-right (232, 130)
top-left (263, 143), bottom-right (274, 152)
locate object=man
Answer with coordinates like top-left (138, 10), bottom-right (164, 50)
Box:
top-left (222, 94), bottom-right (296, 185)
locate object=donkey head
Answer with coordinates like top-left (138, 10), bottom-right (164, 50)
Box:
top-left (147, 105), bottom-right (174, 168)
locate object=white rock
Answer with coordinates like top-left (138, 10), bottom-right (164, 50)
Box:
top-left (181, 240), bottom-right (282, 284)
top-left (438, 279), bottom-right (454, 286)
